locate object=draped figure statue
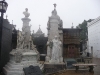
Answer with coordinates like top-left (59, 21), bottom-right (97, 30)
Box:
top-left (49, 36), bottom-right (63, 63)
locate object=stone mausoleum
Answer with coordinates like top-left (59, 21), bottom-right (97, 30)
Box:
top-left (87, 16), bottom-right (100, 58)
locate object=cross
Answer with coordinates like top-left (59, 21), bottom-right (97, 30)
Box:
top-left (53, 3), bottom-right (57, 9)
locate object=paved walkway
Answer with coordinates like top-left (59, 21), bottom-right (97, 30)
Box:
top-left (93, 58), bottom-right (100, 75)
top-left (50, 58), bottom-right (100, 75)
top-left (0, 58), bottom-right (100, 75)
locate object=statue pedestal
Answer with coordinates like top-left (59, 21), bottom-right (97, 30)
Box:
top-left (44, 62), bottom-right (66, 74)
top-left (3, 49), bottom-right (43, 75)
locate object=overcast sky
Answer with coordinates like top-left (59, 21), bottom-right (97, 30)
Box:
top-left (5, 0), bottom-right (100, 35)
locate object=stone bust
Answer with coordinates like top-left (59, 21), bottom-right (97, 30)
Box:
top-left (23, 8), bottom-right (30, 18)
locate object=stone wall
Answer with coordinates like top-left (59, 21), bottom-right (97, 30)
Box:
top-left (87, 16), bottom-right (100, 58)
top-left (0, 18), bottom-right (12, 72)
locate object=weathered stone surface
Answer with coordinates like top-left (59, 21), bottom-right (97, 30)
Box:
top-left (3, 49), bottom-right (41, 75)
top-left (46, 4), bottom-right (63, 63)
top-left (3, 8), bottom-right (42, 75)
top-left (48, 36), bottom-right (63, 63)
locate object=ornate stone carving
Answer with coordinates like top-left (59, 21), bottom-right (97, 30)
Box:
top-left (46, 36), bottom-right (63, 63)
top-left (3, 8), bottom-right (41, 75)
top-left (16, 31), bottom-right (24, 49)
top-left (15, 51), bottom-right (22, 63)
top-left (46, 4), bottom-right (63, 63)
top-left (49, 36), bottom-right (63, 63)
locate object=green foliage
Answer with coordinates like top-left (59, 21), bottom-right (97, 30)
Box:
top-left (76, 19), bottom-right (94, 42)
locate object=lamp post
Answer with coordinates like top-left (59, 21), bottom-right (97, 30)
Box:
top-left (0, 0), bottom-right (8, 57)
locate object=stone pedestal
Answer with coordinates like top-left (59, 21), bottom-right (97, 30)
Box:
top-left (44, 62), bottom-right (66, 74)
top-left (3, 49), bottom-right (43, 75)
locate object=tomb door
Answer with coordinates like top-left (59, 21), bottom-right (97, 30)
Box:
top-left (68, 45), bottom-right (75, 58)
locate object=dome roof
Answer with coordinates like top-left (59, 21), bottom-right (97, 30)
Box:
top-left (36, 25), bottom-right (43, 35)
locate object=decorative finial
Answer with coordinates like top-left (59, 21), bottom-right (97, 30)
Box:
top-left (53, 3), bottom-right (57, 9)
top-left (52, 3), bottom-right (57, 15)
top-left (39, 25), bottom-right (41, 29)
top-left (12, 20), bottom-right (13, 24)
top-left (33, 30), bottom-right (34, 33)
top-left (71, 22), bottom-right (74, 29)
top-left (6, 15), bottom-right (8, 19)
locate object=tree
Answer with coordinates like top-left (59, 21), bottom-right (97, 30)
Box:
top-left (76, 19), bottom-right (94, 43)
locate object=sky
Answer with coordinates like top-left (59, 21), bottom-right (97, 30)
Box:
top-left (4, 0), bottom-right (100, 35)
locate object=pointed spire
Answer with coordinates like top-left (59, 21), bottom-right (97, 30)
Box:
top-left (39, 25), bottom-right (41, 29)
top-left (36, 25), bottom-right (43, 34)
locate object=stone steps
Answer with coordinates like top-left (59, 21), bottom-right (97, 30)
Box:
top-left (3, 67), bottom-right (24, 75)
top-left (6, 62), bottom-right (23, 68)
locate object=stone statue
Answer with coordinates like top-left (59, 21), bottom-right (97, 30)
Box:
top-left (45, 40), bottom-right (52, 62)
top-left (49, 36), bottom-right (63, 63)
top-left (23, 8), bottom-right (30, 18)
top-left (21, 8), bottom-right (32, 49)
top-left (17, 31), bottom-right (24, 49)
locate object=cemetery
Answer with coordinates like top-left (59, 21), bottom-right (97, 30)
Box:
top-left (0, 0), bottom-right (100, 75)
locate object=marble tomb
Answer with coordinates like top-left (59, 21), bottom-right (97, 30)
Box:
top-left (3, 8), bottom-right (43, 75)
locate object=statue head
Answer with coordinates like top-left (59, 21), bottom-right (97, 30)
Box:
top-left (25, 8), bottom-right (28, 12)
